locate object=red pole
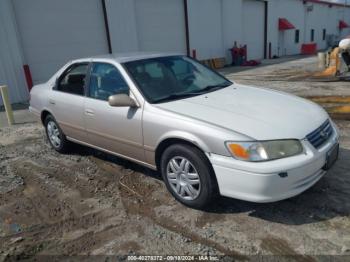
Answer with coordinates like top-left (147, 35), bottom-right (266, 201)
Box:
top-left (192, 49), bottom-right (197, 59)
top-left (23, 65), bottom-right (33, 91)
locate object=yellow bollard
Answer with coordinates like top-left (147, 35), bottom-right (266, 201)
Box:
top-left (318, 52), bottom-right (326, 70)
top-left (0, 85), bottom-right (15, 126)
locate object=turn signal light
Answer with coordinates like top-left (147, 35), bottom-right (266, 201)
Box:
top-left (228, 144), bottom-right (250, 160)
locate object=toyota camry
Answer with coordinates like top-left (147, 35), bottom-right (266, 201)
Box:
top-left (29, 53), bottom-right (340, 208)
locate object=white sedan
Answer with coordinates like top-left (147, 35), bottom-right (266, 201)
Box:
top-left (29, 53), bottom-right (340, 208)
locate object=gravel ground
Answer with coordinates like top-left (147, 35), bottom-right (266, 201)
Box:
top-left (0, 56), bottom-right (350, 260)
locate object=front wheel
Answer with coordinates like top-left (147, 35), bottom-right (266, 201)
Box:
top-left (160, 144), bottom-right (218, 209)
top-left (44, 114), bottom-right (71, 153)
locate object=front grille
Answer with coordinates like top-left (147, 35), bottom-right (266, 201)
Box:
top-left (306, 120), bottom-right (333, 149)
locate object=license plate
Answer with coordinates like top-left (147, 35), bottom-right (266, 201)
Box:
top-left (323, 143), bottom-right (339, 171)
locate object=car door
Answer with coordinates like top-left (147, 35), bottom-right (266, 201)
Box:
top-left (49, 62), bottom-right (89, 141)
top-left (84, 62), bottom-right (144, 161)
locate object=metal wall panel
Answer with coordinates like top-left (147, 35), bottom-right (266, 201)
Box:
top-left (0, 0), bottom-right (28, 106)
top-left (242, 0), bottom-right (265, 60)
top-left (12, 0), bottom-right (109, 84)
top-left (106, 0), bottom-right (186, 54)
top-left (134, 0), bottom-right (187, 53)
top-left (187, 0), bottom-right (225, 60)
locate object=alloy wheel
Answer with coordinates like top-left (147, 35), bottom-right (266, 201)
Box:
top-left (47, 121), bottom-right (61, 148)
top-left (166, 156), bottom-right (201, 201)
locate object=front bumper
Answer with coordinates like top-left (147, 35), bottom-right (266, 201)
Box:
top-left (209, 123), bottom-right (340, 203)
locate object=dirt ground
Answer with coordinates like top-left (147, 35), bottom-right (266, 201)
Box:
top-left (1, 56), bottom-right (350, 260)
top-left (220, 56), bottom-right (350, 97)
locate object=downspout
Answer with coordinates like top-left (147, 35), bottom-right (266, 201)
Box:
top-left (264, 1), bottom-right (268, 59)
top-left (102, 0), bottom-right (113, 54)
top-left (303, 3), bottom-right (308, 44)
top-left (184, 0), bottom-right (190, 56)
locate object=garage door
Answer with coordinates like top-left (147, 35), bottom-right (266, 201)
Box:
top-left (12, 0), bottom-right (109, 84)
top-left (242, 0), bottom-right (265, 60)
top-left (134, 0), bottom-right (187, 53)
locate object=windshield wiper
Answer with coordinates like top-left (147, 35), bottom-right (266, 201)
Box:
top-left (198, 83), bottom-right (231, 94)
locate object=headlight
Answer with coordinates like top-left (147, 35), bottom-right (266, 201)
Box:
top-left (226, 140), bottom-right (303, 162)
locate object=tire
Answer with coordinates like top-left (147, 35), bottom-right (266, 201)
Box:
top-left (44, 114), bottom-right (71, 153)
top-left (160, 144), bottom-right (218, 209)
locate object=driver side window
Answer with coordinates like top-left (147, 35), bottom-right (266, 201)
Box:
top-left (89, 63), bottom-right (129, 101)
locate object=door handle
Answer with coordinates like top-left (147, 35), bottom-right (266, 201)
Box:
top-left (49, 99), bottom-right (56, 105)
top-left (85, 109), bottom-right (95, 116)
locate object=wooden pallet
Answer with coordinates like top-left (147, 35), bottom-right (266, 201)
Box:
top-left (200, 58), bottom-right (226, 69)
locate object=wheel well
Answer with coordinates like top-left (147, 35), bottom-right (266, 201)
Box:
top-left (155, 138), bottom-right (206, 171)
top-left (155, 138), bottom-right (219, 195)
top-left (41, 110), bottom-right (51, 125)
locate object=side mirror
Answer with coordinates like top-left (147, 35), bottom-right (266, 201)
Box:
top-left (108, 94), bottom-right (138, 108)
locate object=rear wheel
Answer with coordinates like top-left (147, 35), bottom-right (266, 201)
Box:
top-left (160, 144), bottom-right (218, 209)
top-left (44, 114), bottom-right (71, 153)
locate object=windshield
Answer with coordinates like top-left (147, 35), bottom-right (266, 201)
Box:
top-left (123, 56), bottom-right (232, 103)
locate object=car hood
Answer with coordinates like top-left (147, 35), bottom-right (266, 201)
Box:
top-left (155, 84), bottom-right (329, 140)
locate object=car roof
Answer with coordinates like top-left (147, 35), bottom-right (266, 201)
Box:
top-left (73, 52), bottom-right (185, 64)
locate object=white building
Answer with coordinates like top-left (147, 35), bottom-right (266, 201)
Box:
top-left (1, 0), bottom-right (349, 105)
